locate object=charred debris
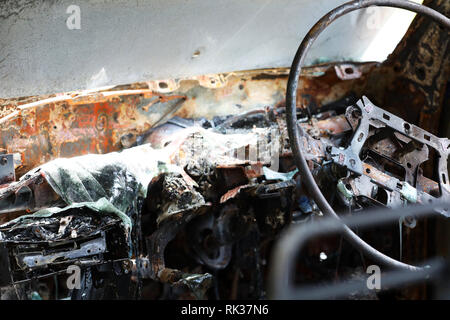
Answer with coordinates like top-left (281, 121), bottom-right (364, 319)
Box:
top-left (0, 94), bottom-right (449, 300)
top-left (0, 0), bottom-right (449, 300)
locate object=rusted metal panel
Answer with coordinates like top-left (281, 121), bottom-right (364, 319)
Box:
top-left (0, 90), bottom-right (185, 176)
top-left (0, 66), bottom-right (374, 178)
top-left (364, 0), bottom-right (449, 135)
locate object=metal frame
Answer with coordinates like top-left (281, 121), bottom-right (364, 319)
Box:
top-left (269, 201), bottom-right (450, 299)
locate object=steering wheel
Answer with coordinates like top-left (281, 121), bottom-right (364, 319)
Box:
top-left (285, 0), bottom-right (450, 271)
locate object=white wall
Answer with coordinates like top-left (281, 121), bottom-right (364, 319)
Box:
top-left (0, 0), bottom-right (422, 98)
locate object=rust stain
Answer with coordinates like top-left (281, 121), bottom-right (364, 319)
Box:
top-left (220, 184), bottom-right (252, 203)
top-left (0, 64), bottom-right (379, 178)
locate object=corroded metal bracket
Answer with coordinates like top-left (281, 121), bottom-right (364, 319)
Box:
top-left (330, 96), bottom-right (450, 211)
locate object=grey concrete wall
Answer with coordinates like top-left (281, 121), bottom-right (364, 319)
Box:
top-left (0, 0), bottom-right (415, 97)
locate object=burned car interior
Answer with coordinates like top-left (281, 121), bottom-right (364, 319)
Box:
top-left (0, 0), bottom-right (449, 301)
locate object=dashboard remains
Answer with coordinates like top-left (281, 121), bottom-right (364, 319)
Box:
top-left (0, 0), bottom-right (449, 300)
